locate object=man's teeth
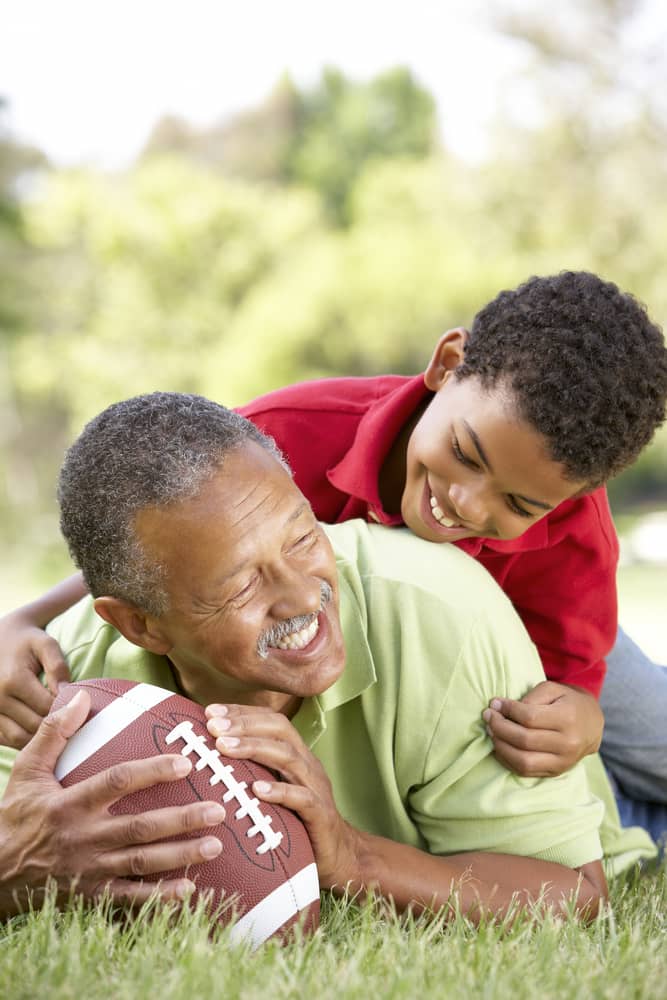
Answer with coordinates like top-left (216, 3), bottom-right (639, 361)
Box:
top-left (270, 617), bottom-right (319, 650)
top-left (430, 493), bottom-right (458, 528)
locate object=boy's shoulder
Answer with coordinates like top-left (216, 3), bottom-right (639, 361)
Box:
top-left (238, 374), bottom-right (411, 419)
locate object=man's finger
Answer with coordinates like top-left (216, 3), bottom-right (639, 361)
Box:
top-left (15, 689), bottom-right (92, 774)
top-left (252, 778), bottom-right (319, 818)
top-left (69, 753), bottom-right (196, 810)
top-left (102, 801), bottom-right (226, 848)
top-left (95, 877), bottom-right (196, 905)
top-left (101, 834), bottom-right (223, 879)
top-left (215, 734), bottom-right (308, 786)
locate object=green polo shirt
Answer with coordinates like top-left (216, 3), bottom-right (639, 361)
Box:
top-left (0, 521), bottom-right (656, 874)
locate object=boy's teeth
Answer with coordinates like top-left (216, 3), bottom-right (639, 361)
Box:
top-left (270, 617), bottom-right (319, 650)
top-left (430, 493), bottom-right (458, 528)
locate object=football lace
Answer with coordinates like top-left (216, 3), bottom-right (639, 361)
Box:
top-left (165, 720), bottom-right (283, 854)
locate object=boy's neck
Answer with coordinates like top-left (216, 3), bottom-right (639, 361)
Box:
top-left (378, 397), bottom-right (431, 515)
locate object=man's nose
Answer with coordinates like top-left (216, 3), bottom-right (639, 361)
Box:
top-left (448, 481), bottom-right (488, 531)
top-left (269, 564), bottom-right (323, 620)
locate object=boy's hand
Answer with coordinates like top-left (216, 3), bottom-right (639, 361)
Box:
top-left (0, 611), bottom-right (71, 749)
top-left (482, 681), bottom-right (604, 778)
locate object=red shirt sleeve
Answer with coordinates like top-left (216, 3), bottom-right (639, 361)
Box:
top-left (477, 489), bottom-right (619, 696)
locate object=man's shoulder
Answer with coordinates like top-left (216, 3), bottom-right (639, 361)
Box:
top-left (48, 595), bottom-right (116, 655)
top-left (327, 520), bottom-right (514, 615)
top-left (327, 519), bottom-right (545, 701)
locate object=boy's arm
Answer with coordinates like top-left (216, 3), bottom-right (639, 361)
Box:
top-left (0, 573), bottom-right (87, 748)
top-left (481, 489), bottom-right (617, 777)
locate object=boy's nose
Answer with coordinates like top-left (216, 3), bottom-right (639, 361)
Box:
top-left (448, 482), bottom-right (488, 532)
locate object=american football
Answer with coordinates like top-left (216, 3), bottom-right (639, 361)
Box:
top-left (51, 678), bottom-right (320, 948)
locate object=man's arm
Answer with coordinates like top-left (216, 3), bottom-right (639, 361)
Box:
top-left (205, 704), bottom-right (607, 922)
top-left (0, 574), bottom-right (86, 748)
top-left (0, 689), bottom-right (226, 918)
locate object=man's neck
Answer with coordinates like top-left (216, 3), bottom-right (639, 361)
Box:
top-left (168, 657), bottom-right (302, 718)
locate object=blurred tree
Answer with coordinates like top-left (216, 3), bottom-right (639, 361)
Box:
top-left (283, 66), bottom-right (438, 224)
top-left (486, 0), bottom-right (667, 507)
top-left (4, 5), bottom-right (667, 598)
top-left (0, 98), bottom-right (44, 336)
top-left (142, 75), bottom-right (300, 183)
top-left (142, 67), bottom-right (438, 225)
top-left (11, 158), bottom-right (323, 426)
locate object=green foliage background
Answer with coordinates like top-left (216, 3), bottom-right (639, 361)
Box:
top-left (1, 1), bottom-right (667, 595)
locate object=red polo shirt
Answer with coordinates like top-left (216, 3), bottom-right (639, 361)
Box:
top-left (239, 374), bottom-right (619, 696)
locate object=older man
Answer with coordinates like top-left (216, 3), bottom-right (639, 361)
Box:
top-left (0, 393), bottom-right (655, 921)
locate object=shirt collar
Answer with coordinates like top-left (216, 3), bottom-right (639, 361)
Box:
top-left (457, 515), bottom-right (551, 556)
top-left (327, 374), bottom-right (430, 511)
top-left (291, 553), bottom-right (376, 745)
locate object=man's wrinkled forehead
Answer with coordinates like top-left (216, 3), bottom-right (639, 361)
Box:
top-left (132, 440), bottom-right (303, 555)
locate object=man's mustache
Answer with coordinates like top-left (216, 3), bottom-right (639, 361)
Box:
top-left (256, 581), bottom-right (333, 659)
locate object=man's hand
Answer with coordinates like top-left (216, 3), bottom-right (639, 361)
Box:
top-left (482, 681), bottom-right (604, 778)
top-left (0, 689), bottom-right (226, 918)
top-left (0, 610), bottom-right (71, 749)
top-left (205, 702), bottom-right (606, 923)
top-left (205, 703), bottom-right (361, 890)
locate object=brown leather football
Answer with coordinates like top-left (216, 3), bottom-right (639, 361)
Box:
top-left (51, 678), bottom-right (320, 947)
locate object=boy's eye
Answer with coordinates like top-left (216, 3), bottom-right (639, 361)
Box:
top-left (452, 436), bottom-right (478, 469)
top-left (506, 496), bottom-right (533, 519)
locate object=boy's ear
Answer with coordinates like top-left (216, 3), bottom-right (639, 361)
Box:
top-left (424, 328), bottom-right (469, 391)
top-left (93, 596), bottom-right (172, 656)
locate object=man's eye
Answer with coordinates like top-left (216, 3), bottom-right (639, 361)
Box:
top-left (230, 577), bottom-right (258, 604)
top-left (291, 530), bottom-right (316, 550)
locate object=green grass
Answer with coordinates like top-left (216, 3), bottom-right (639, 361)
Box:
top-left (2, 872), bottom-right (667, 1000)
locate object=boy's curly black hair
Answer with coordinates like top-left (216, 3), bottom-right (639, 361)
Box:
top-left (456, 271), bottom-right (667, 486)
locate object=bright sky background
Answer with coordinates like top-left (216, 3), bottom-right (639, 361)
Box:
top-left (3, 0), bottom-right (663, 168)
top-left (1, 0), bottom-right (533, 167)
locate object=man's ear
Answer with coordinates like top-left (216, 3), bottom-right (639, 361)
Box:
top-left (93, 596), bottom-right (172, 655)
top-left (424, 328), bottom-right (468, 392)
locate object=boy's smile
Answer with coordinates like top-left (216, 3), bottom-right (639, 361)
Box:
top-left (401, 373), bottom-right (588, 544)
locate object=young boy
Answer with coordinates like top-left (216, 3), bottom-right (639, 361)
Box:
top-left (1, 271), bottom-right (666, 819)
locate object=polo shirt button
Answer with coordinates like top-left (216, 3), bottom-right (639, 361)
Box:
top-left (367, 507), bottom-right (381, 523)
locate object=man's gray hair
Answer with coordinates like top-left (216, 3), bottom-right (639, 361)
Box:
top-left (57, 392), bottom-right (286, 615)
